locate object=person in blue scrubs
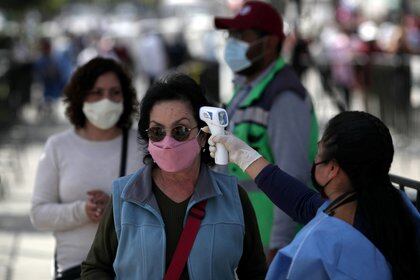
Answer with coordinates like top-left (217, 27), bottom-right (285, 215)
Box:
top-left (205, 111), bottom-right (420, 279)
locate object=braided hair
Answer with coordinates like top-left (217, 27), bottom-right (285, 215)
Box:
top-left (321, 111), bottom-right (419, 279)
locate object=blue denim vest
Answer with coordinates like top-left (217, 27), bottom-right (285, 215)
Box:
top-left (112, 163), bottom-right (245, 279)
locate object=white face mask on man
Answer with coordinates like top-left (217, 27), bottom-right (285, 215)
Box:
top-left (224, 37), bottom-right (266, 73)
top-left (83, 99), bottom-right (123, 130)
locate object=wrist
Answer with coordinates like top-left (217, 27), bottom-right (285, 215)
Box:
top-left (78, 200), bottom-right (90, 224)
top-left (245, 157), bottom-right (269, 180)
top-left (236, 147), bottom-right (262, 170)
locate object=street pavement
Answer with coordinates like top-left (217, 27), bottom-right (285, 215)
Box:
top-left (0, 105), bottom-right (70, 280)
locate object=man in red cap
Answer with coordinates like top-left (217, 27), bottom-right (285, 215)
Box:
top-left (215, 0), bottom-right (319, 262)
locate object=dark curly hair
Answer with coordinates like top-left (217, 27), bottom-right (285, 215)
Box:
top-left (63, 57), bottom-right (139, 129)
top-left (138, 73), bottom-right (214, 166)
top-left (321, 111), bottom-right (420, 280)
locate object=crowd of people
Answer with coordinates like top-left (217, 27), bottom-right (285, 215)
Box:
top-left (285, 0), bottom-right (419, 127)
top-left (2, 23), bottom-right (190, 124)
top-left (24, 1), bottom-right (419, 280)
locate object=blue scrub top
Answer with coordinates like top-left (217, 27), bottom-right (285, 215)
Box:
top-left (256, 164), bottom-right (420, 280)
top-left (266, 202), bottom-right (392, 280)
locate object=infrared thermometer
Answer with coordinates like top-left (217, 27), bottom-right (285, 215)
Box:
top-left (199, 106), bottom-right (229, 165)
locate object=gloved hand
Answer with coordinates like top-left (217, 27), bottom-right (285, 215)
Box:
top-left (202, 126), bottom-right (262, 171)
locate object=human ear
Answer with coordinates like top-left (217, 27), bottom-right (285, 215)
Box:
top-left (266, 35), bottom-right (279, 52)
top-left (197, 130), bottom-right (207, 148)
top-left (328, 161), bottom-right (340, 179)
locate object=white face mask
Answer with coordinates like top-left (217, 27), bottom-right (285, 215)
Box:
top-left (83, 99), bottom-right (123, 130)
top-left (224, 37), bottom-right (266, 73)
top-left (224, 38), bottom-right (252, 72)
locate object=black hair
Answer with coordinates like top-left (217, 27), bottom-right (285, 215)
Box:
top-left (63, 57), bottom-right (138, 129)
top-left (321, 111), bottom-right (420, 279)
top-left (137, 73), bottom-right (214, 166)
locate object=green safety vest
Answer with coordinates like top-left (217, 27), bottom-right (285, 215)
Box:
top-left (227, 57), bottom-right (319, 246)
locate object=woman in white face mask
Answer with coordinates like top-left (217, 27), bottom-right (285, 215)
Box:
top-left (81, 73), bottom-right (267, 280)
top-left (30, 57), bottom-right (143, 280)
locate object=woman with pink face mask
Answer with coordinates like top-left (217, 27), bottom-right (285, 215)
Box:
top-left (81, 73), bottom-right (267, 279)
top-left (30, 57), bottom-right (143, 279)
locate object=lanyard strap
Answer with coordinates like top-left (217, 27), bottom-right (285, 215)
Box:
top-left (163, 200), bottom-right (208, 280)
top-left (324, 192), bottom-right (357, 216)
top-left (228, 57), bottom-right (286, 108)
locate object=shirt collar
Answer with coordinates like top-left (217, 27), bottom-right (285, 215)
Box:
top-left (122, 163), bottom-right (222, 207)
top-left (233, 59), bottom-right (278, 90)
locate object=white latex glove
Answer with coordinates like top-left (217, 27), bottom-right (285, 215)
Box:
top-left (202, 127), bottom-right (262, 171)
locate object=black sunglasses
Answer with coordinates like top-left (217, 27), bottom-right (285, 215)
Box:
top-left (146, 125), bottom-right (198, 142)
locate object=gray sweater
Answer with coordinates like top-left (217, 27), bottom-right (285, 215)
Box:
top-left (30, 129), bottom-right (143, 272)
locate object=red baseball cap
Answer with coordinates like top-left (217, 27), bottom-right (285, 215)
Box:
top-left (215, 1), bottom-right (285, 41)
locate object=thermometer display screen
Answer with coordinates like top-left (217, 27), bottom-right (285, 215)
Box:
top-left (218, 111), bottom-right (228, 126)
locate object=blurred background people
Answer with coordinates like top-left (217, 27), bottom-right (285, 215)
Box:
top-left (327, 30), bottom-right (355, 109)
top-left (214, 1), bottom-right (319, 261)
top-left (82, 74), bottom-right (266, 279)
top-left (30, 57), bottom-right (143, 279)
top-left (136, 29), bottom-right (169, 85)
top-left (77, 35), bottom-right (119, 67)
top-left (6, 38), bottom-right (34, 118)
top-left (34, 37), bottom-right (71, 119)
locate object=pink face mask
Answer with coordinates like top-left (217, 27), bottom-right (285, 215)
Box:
top-left (148, 136), bottom-right (201, 172)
